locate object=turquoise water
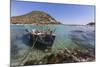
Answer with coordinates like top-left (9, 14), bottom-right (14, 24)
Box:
top-left (10, 24), bottom-right (95, 65)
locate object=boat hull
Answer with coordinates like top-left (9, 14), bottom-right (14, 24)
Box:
top-left (29, 34), bottom-right (56, 50)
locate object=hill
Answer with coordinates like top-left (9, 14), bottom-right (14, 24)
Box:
top-left (87, 22), bottom-right (95, 26)
top-left (11, 11), bottom-right (60, 24)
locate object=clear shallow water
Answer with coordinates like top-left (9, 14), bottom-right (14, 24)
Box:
top-left (10, 24), bottom-right (95, 65)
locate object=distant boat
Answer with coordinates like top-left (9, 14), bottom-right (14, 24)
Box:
top-left (27, 29), bottom-right (56, 50)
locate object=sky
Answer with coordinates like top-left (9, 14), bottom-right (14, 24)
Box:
top-left (11, 0), bottom-right (95, 25)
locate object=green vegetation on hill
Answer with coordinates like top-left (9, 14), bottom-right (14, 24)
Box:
top-left (11, 11), bottom-right (60, 24)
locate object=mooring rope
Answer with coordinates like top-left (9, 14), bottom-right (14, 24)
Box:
top-left (18, 28), bottom-right (56, 66)
top-left (18, 36), bottom-right (38, 66)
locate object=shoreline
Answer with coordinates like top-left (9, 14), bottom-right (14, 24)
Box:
top-left (10, 24), bottom-right (95, 27)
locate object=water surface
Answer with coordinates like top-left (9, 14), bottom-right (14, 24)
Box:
top-left (10, 24), bottom-right (95, 65)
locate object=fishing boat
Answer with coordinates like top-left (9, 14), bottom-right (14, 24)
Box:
top-left (27, 29), bottom-right (56, 50)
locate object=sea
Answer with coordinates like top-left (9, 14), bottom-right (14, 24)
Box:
top-left (10, 24), bottom-right (95, 66)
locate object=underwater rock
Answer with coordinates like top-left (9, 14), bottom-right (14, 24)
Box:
top-left (24, 60), bottom-right (38, 66)
top-left (23, 48), bottom-right (95, 66)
